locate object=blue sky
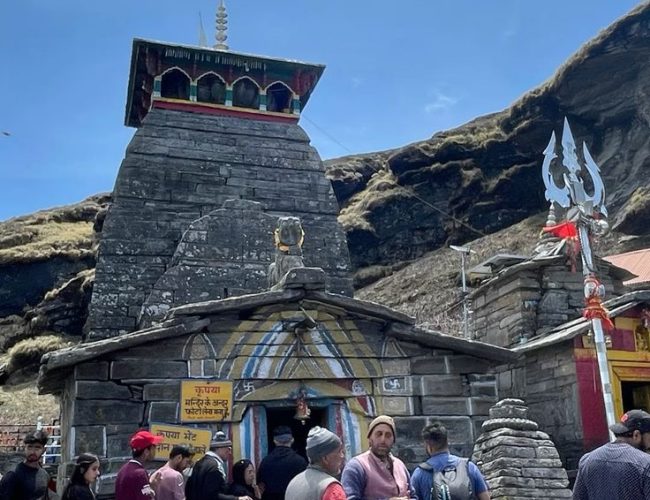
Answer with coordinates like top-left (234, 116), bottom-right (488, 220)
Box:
top-left (0, 0), bottom-right (643, 221)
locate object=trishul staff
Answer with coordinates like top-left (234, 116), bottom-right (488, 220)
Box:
top-left (541, 118), bottom-right (615, 432)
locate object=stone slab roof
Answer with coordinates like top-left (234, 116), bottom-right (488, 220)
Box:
top-left (39, 268), bottom-right (516, 393)
top-left (513, 289), bottom-right (650, 353)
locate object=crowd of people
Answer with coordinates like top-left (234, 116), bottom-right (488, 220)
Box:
top-left (2, 409), bottom-right (650, 499)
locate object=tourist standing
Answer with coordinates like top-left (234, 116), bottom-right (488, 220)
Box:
top-left (573, 409), bottom-right (650, 500)
top-left (410, 422), bottom-right (489, 500)
top-left (115, 430), bottom-right (163, 499)
top-left (228, 459), bottom-right (262, 500)
top-left (150, 445), bottom-right (193, 500)
top-left (185, 431), bottom-right (252, 500)
top-left (341, 415), bottom-right (413, 500)
top-left (285, 426), bottom-right (347, 500)
top-left (61, 453), bottom-right (101, 500)
top-left (0, 429), bottom-right (54, 500)
top-left (257, 426), bottom-right (307, 500)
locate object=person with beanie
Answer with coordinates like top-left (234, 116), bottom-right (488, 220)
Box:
top-left (341, 415), bottom-right (413, 500)
top-left (257, 426), bottom-right (307, 500)
top-left (186, 431), bottom-right (252, 500)
top-left (285, 426), bottom-right (346, 500)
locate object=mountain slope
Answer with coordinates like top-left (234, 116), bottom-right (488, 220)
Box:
top-left (326, 2), bottom-right (650, 274)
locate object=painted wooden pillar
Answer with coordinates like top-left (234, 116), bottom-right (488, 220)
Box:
top-left (190, 82), bottom-right (197, 102)
top-left (259, 91), bottom-right (267, 112)
top-left (153, 76), bottom-right (162, 98)
top-left (292, 93), bottom-right (301, 116)
top-left (225, 86), bottom-right (233, 107)
top-left (238, 404), bottom-right (267, 466)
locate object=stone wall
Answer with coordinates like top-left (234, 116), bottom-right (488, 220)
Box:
top-left (472, 259), bottom-right (625, 347)
top-left (87, 108), bottom-right (353, 339)
top-left (496, 341), bottom-right (584, 471)
top-left (391, 345), bottom-right (499, 469)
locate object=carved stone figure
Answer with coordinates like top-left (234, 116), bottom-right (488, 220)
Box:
top-left (268, 217), bottom-right (305, 289)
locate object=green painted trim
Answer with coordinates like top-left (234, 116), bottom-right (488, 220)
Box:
top-left (190, 84), bottom-right (197, 98)
top-left (153, 79), bottom-right (161, 92)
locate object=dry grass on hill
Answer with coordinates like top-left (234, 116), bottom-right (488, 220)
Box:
top-left (0, 195), bottom-right (109, 265)
top-left (0, 380), bottom-right (60, 426)
top-left (356, 212), bottom-right (546, 332)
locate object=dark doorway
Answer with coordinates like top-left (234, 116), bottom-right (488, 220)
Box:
top-left (266, 406), bottom-right (327, 459)
top-left (621, 381), bottom-right (650, 412)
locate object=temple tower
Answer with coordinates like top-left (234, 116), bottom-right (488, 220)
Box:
top-left (87, 8), bottom-right (353, 339)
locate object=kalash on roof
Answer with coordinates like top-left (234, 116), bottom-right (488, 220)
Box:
top-left (125, 1), bottom-right (325, 128)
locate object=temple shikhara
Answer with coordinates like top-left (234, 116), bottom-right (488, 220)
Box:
top-left (31, 3), bottom-right (650, 499)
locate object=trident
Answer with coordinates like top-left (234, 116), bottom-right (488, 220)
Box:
top-left (541, 118), bottom-right (615, 434)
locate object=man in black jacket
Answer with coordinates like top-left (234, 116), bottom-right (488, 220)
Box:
top-left (186, 431), bottom-right (252, 500)
top-left (0, 430), bottom-right (53, 500)
top-left (257, 426), bottom-right (307, 500)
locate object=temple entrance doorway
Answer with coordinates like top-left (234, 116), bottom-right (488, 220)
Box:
top-left (265, 406), bottom-right (327, 459)
top-left (621, 380), bottom-right (650, 412)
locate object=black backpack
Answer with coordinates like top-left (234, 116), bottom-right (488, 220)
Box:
top-left (418, 458), bottom-right (473, 500)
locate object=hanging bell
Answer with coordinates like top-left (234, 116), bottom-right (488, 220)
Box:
top-left (294, 394), bottom-right (311, 425)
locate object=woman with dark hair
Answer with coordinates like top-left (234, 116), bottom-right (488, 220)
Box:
top-left (62, 453), bottom-right (100, 500)
top-left (228, 459), bottom-right (261, 500)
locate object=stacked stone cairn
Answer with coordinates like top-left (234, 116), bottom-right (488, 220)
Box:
top-left (472, 398), bottom-right (572, 499)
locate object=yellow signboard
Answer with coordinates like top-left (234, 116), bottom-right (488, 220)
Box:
top-left (180, 380), bottom-right (233, 422)
top-left (150, 423), bottom-right (211, 461)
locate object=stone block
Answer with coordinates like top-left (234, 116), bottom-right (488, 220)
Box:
top-left (374, 376), bottom-right (414, 396)
top-left (421, 397), bottom-right (468, 415)
top-left (470, 382), bottom-right (497, 398)
top-left (445, 355), bottom-right (492, 374)
top-left (419, 375), bottom-right (465, 397)
top-left (143, 381), bottom-right (181, 401)
top-left (74, 399), bottom-right (144, 426)
top-left (74, 425), bottom-right (106, 456)
top-left (381, 397), bottom-right (415, 416)
top-left (393, 416), bottom-right (428, 442)
top-left (411, 355), bottom-right (448, 375)
top-left (107, 434), bottom-right (132, 458)
top-left (468, 397), bottom-right (495, 416)
top-left (75, 362), bottom-right (109, 381)
top-left (147, 402), bottom-right (179, 423)
top-left (381, 359), bottom-right (410, 376)
top-left (75, 381), bottom-right (132, 400)
top-left (111, 360), bottom-right (188, 380)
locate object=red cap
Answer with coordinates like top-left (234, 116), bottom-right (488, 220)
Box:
top-left (130, 430), bottom-right (163, 451)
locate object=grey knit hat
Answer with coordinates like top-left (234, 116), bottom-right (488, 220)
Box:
top-left (306, 426), bottom-right (341, 463)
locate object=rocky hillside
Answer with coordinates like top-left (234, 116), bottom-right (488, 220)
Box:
top-left (326, 2), bottom-right (650, 278)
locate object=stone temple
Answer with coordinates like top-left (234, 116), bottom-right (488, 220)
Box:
top-left (86, 35), bottom-right (354, 339)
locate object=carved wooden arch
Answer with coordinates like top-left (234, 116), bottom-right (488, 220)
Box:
top-left (196, 71), bottom-right (228, 104)
top-left (264, 80), bottom-right (294, 113)
top-left (232, 76), bottom-right (261, 109)
top-left (159, 67), bottom-right (191, 100)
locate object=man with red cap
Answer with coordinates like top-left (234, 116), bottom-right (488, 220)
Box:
top-left (341, 415), bottom-right (413, 500)
top-left (115, 429), bottom-right (163, 499)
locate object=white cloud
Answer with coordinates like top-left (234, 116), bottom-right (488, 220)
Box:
top-left (424, 91), bottom-right (458, 113)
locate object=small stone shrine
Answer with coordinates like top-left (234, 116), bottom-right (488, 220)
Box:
top-left (473, 398), bottom-right (572, 499)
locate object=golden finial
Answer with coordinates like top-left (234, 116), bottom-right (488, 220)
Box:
top-left (214, 0), bottom-right (229, 50)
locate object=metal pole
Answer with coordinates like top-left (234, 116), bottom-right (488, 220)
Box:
top-left (541, 118), bottom-right (616, 434)
top-left (578, 223), bottom-right (616, 434)
top-left (460, 251), bottom-right (469, 339)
